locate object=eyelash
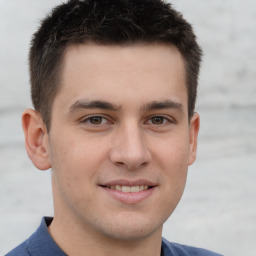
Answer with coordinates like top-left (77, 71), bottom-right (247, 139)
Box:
top-left (81, 115), bottom-right (110, 126)
top-left (146, 115), bottom-right (174, 126)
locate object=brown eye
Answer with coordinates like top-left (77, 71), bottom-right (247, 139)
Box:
top-left (151, 116), bottom-right (165, 125)
top-left (89, 116), bottom-right (103, 125)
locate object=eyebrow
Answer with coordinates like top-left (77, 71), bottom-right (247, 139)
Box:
top-left (69, 100), bottom-right (121, 112)
top-left (140, 100), bottom-right (184, 112)
top-left (69, 99), bottom-right (183, 113)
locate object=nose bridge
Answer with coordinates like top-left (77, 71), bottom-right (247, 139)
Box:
top-left (110, 120), bottom-right (151, 169)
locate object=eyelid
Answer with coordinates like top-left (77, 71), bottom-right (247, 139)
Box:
top-left (80, 114), bottom-right (113, 125)
top-left (145, 114), bottom-right (175, 125)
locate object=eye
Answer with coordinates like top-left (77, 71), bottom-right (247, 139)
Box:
top-left (89, 116), bottom-right (104, 125)
top-left (148, 115), bottom-right (171, 125)
top-left (150, 116), bottom-right (166, 125)
top-left (82, 116), bottom-right (108, 125)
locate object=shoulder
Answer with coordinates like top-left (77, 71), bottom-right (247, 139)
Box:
top-left (162, 238), bottom-right (223, 256)
top-left (5, 240), bottom-right (30, 256)
top-left (5, 217), bottom-right (67, 256)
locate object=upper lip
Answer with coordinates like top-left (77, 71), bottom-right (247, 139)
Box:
top-left (100, 179), bottom-right (157, 187)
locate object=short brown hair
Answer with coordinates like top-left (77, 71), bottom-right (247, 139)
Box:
top-left (29, 0), bottom-right (202, 130)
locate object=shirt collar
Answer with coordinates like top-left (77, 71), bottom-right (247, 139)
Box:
top-left (28, 217), bottom-right (67, 256)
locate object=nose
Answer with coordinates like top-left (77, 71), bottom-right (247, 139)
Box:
top-left (109, 123), bottom-right (152, 170)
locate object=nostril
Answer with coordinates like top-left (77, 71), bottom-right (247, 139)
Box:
top-left (116, 162), bottom-right (125, 167)
top-left (115, 160), bottom-right (148, 169)
top-left (141, 161), bottom-right (148, 167)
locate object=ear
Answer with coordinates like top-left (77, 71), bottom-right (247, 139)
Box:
top-left (188, 112), bottom-right (200, 166)
top-left (22, 109), bottom-right (51, 170)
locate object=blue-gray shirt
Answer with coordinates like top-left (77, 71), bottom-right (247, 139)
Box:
top-left (6, 217), bottom-right (223, 256)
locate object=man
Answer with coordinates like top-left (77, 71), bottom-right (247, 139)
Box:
top-left (6, 0), bottom-right (222, 255)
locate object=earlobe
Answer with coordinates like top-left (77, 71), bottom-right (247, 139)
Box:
top-left (188, 112), bottom-right (200, 166)
top-left (22, 109), bottom-right (51, 170)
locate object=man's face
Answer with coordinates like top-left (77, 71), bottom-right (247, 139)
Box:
top-left (45, 43), bottom-right (199, 241)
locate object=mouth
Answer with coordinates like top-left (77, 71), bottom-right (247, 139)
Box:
top-left (102, 185), bottom-right (153, 193)
top-left (99, 181), bottom-right (156, 203)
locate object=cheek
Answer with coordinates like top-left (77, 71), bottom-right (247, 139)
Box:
top-left (151, 132), bottom-right (190, 170)
top-left (152, 133), bottom-right (190, 198)
top-left (49, 136), bottom-right (96, 208)
top-left (159, 140), bottom-right (189, 209)
top-left (49, 133), bottom-right (109, 186)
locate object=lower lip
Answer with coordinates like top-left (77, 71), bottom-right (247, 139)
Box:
top-left (101, 187), bottom-right (155, 204)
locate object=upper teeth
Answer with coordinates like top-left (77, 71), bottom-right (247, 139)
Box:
top-left (107, 185), bottom-right (149, 193)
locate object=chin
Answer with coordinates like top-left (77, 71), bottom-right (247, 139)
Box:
top-left (98, 214), bottom-right (163, 242)
top-left (103, 227), bottom-right (159, 242)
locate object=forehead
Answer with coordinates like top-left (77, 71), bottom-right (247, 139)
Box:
top-left (55, 43), bottom-right (187, 112)
top-left (62, 42), bottom-right (185, 76)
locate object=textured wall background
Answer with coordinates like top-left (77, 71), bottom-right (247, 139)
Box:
top-left (1, 1), bottom-right (255, 255)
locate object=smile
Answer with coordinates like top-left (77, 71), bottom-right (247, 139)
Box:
top-left (100, 180), bottom-right (156, 203)
top-left (106, 185), bottom-right (151, 193)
